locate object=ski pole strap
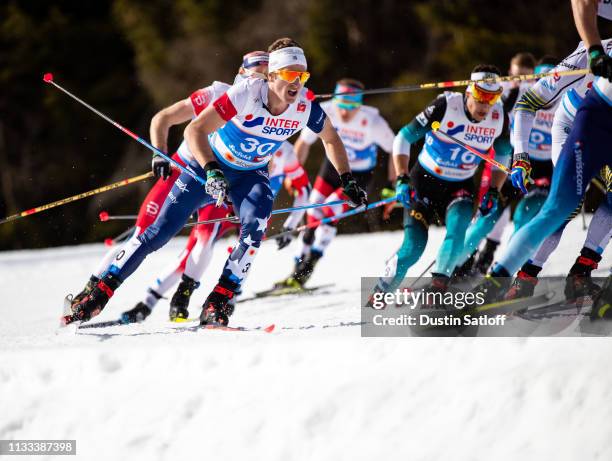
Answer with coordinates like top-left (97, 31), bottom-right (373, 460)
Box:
top-left (266, 197), bottom-right (396, 240)
top-left (0, 172), bottom-right (154, 225)
top-left (185, 200), bottom-right (348, 227)
top-left (431, 122), bottom-right (510, 173)
top-left (316, 68), bottom-right (590, 98)
top-left (43, 74), bottom-right (206, 186)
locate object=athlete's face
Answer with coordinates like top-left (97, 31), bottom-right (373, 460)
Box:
top-left (239, 64), bottom-right (269, 79)
top-left (466, 93), bottom-right (492, 121)
top-left (269, 64), bottom-right (308, 105)
top-left (509, 64), bottom-right (534, 87)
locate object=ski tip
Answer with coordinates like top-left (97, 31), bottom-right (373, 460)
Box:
top-left (43, 72), bottom-right (54, 83)
top-left (60, 314), bottom-right (77, 328)
top-left (104, 238), bottom-right (114, 247)
top-left (264, 324), bottom-right (275, 333)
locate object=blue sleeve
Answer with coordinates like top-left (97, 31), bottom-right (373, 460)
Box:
top-left (306, 101), bottom-right (326, 133)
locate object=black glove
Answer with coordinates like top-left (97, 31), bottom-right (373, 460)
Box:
top-left (152, 155), bottom-right (171, 180)
top-left (204, 161), bottom-right (229, 206)
top-left (340, 172), bottom-right (368, 207)
top-left (589, 45), bottom-right (612, 81)
top-left (276, 228), bottom-right (294, 250)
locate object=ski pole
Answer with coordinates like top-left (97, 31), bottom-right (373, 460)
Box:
top-left (409, 259), bottom-right (436, 288)
top-left (0, 172), bottom-right (154, 225)
top-left (98, 211), bottom-right (138, 222)
top-left (267, 197), bottom-right (396, 241)
top-left (317, 68), bottom-right (590, 98)
top-left (42, 73), bottom-right (207, 186)
top-left (431, 121), bottom-right (510, 173)
top-left (104, 225), bottom-right (136, 247)
top-left (184, 200), bottom-right (348, 227)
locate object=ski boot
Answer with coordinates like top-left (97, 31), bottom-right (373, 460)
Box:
top-left (275, 250), bottom-right (323, 289)
top-left (504, 263), bottom-right (541, 300)
top-left (65, 275), bottom-right (99, 307)
top-left (564, 249), bottom-right (602, 302)
top-left (169, 274), bottom-right (200, 321)
top-left (120, 302), bottom-right (152, 324)
top-left (452, 252), bottom-right (477, 282)
top-left (474, 239), bottom-right (499, 275)
top-left (66, 274), bottom-right (121, 324)
top-left (199, 283), bottom-right (236, 326)
top-left (590, 274), bottom-right (612, 320)
top-left (419, 274), bottom-right (451, 310)
top-left (472, 270), bottom-right (512, 304)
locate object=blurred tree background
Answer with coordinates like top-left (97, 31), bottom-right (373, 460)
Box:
top-left (1, 0), bottom-right (610, 250)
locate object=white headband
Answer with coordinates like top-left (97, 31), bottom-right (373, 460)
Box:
top-left (470, 71), bottom-right (501, 92)
top-left (269, 47), bottom-right (307, 72)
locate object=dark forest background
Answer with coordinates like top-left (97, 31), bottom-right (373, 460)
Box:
top-left (2, 0), bottom-right (611, 250)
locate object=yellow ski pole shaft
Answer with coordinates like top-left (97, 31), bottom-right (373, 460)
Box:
top-left (0, 172), bottom-right (154, 225)
top-left (316, 68), bottom-right (590, 98)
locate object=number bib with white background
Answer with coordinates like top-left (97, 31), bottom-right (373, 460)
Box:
top-left (418, 92), bottom-right (504, 181)
top-left (206, 78), bottom-right (325, 171)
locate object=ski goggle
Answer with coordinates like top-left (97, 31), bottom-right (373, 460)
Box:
top-left (333, 83), bottom-right (363, 110)
top-left (534, 64), bottom-right (555, 77)
top-left (468, 83), bottom-right (503, 105)
top-left (335, 100), bottom-right (362, 110)
top-left (274, 69), bottom-right (310, 85)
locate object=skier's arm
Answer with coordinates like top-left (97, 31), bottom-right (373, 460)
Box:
top-left (502, 87), bottom-right (520, 115)
top-left (184, 104), bottom-right (226, 168)
top-left (492, 114), bottom-right (512, 189)
top-left (571, 0), bottom-right (601, 48)
top-left (392, 95), bottom-right (447, 177)
top-left (371, 114), bottom-right (397, 181)
top-left (150, 99), bottom-right (194, 153)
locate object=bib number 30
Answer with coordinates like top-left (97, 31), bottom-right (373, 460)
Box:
top-left (240, 137), bottom-right (277, 156)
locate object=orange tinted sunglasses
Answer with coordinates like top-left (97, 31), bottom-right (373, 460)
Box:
top-left (469, 83), bottom-right (502, 105)
top-left (275, 69), bottom-right (311, 85)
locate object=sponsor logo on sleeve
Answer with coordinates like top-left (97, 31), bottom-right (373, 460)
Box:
top-left (416, 112), bottom-right (428, 126)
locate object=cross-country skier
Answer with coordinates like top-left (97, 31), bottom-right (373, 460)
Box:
top-left (474, 0), bottom-right (612, 318)
top-left (274, 78), bottom-right (395, 289)
top-left (67, 37), bottom-right (366, 327)
top-left (501, 41), bottom-right (612, 302)
top-left (457, 53), bottom-right (538, 275)
top-left (121, 140), bottom-right (311, 323)
top-left (66, 51), bottom-right (269, 316)
top-left (372, 64), bottom-right (512, 296)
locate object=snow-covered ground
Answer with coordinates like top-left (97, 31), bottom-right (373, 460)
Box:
top-left (1, 219), bottom-right (610, 461)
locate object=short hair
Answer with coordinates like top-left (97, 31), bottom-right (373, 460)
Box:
top-left (336, 78), bottom-right (365, 90)
top-left (537, 55), bottom-right (558, 67)
top-left (510, 52), bottom-right (536, 69)
top-left (471, 64), bottom-right (502, 76)
top-left (267, 37), bottom-right (301, 53)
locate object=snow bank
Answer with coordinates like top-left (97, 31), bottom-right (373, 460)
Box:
top-left (1, 220), bottom-right (610, 460)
